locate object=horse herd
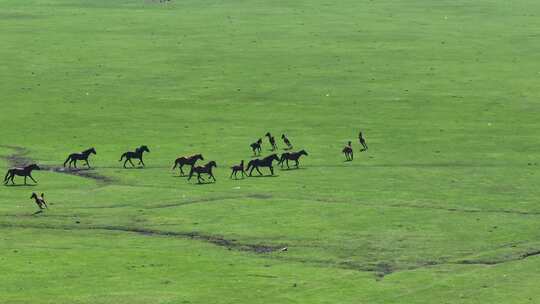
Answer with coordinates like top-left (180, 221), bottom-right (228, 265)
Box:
top-left (3, 131), bottom-right (368, 186)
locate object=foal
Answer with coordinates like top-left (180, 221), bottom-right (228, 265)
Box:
top-left (230, 160), bottom-right (246, 179)
top-left (279, 150), bottom-right (308, 169)
top-left (64, 147), bottom-right (97, 169)
top-left (4, 164), bottom-right (40, 185)
top-left (188, 161), bottom-right (217, 184)
top-left (246, 154), bottom-right (279, 176)
top-left (265, 132), bottom-right (278, 151)
top-left (119, 145), bottom-right (150, 168)
top-left (250, 138), bottom-right (262, 156)
top-left (281, 134), bottom-right (293, 150)
top-left (358, 132), bottom-right (368, 151)
top-left (172, 154), bottom-right (204, 176)
top-left (342, 141), bottom-right (353, 161)
top-left (30, 192), bottom-right (48, 209)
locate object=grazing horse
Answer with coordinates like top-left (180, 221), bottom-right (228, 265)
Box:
top-left (188, 161), bottom-right (217, 184)
top-left (63, 147), bottom-right (96, 169)
top-left (281, 134), bottom-right (293, 150)
top-left (172, 154), bottom-right (204, 176)
top-left (30, 192), bottom-right (48, 209)
top-left (119, 145), bottom-right (150, 168)
top-left (279, 149), bottom-right (308, 169)
top-left (4, 164), bottom-right (40, 185)
top-left (246, 154), bottom-right (279, 176)
top-left (265, 132), bottom-right (278, 151)
top-left (250, 138), bottom-right (262, 156)
top-left (343, 141), bottom-right (353, 161)
top-left (230, 160), bottom-right (246, 179)
top-left (359, 131), bottom-right (368, 151)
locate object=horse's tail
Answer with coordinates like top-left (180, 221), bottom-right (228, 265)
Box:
top-left (4, 169), bottom-right (11, 182)
top-left (63, 155), bottom-right (71, 167)
top-left (119, 153), bottom-right (127, 162)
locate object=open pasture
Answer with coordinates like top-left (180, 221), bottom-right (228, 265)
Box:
top-left (1, 0), bottom-right (540, 303)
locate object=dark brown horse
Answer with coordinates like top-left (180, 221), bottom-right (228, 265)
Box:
top-left (281, 134), bottom-right (293, 150)
top-left (230, 160), bottom-right (246, 179)
top-left (64, 147), bottom-right (96, 168)
top-left (359, 131), bottom-right (368, 151)
top-left (172, 154), bottom-right (204, 175)
top-left (188, 161), bottom-right (217, 184)
top-left (4, 164), bottom-right (40, 185)
top-left (119, 145), bottom-right (150, 168)
top-left (279, 150), bottom-right (308, 168)
top-left (246, 154), bottom-right (279, 176)
top-left (30, 192), bottom-right (48, 209)
top-left (343, 141), bottom-right (353, 161)
top-left (250, 138), bottom-right (262, 156)
top-left (265, 132), bottom-right (278, 151)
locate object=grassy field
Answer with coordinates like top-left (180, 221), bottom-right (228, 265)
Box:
top-left (1, 0), bottom-right (540, 303)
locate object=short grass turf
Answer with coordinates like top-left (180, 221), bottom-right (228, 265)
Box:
top-left (1, 0), bottom-right (540, 303)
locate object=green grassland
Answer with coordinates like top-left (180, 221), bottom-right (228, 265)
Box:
top-left (1, 0), bottom-right (540, 303)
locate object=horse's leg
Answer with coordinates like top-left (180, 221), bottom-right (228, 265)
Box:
top-left (269, 166), bottom-right (274, 175)
top-left (210, 172), bottom-right (216, 181)
top-left (28, 174), bottom-right (37, 183)
top-left (85, 159), bottom-right (91, 168)
top-left (128, 159), bottom-right (135, 167)
top-left (286, 159), bottom-right (290, 169)
top-left (230, 170), bottom-right (234, 179)
top-left (295, 159), bottom-right (299, 168)
top-left (123, 159), bottom-right (130, 168)
top-left (24, 175), bottom-right (27, 185)
top-left (249, 166), bottom-right (255, 176)
top-left (140, 158), bottom-right (145, 167)
top-left (74, 159), bottom-right (78, 169)
top-left (179, 165), bottom-right (185, 176)
top-left (256, 166), bottom-right (263, 176)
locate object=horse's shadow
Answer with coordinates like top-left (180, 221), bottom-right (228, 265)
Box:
top-left (4, 184), bottom-right (36, 187)
top-left (280, 167), bottom-right (306, 171)
top-left (193, 181), bottom-right (216, 185)
top-left (249, 175), bottom-right (280, 178)
top-left (32, 210), bottom-right (44, 216)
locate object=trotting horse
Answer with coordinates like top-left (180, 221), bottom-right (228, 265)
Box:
top-left (30, 192), bottom-right (48, 209)
top-left (119, 145), bottom-right (150, 168)
top-left (188, 161), bottom-right (217, 184)
top-left (246, 154), bottom-right (279, 176)
top-left (230, 160), bottom-right (246, 179)
top-left (63, 147), bottom-right (96, 168)
top-left (250, 139), bottom-right (262, 156)
top-left (4, 164), bottom-right (40, 185)
top-left (172, 154), bottom-right (204, 176)
top-left (278, 149), bottom-right (308, 169)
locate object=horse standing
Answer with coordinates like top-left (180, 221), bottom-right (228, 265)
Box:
top-left (63, 147), bottom-right (97, 168)
top-left (279, 150), bottom-right (308, 168)
top-left (265, 132), bottom-right (278, 151)
top-left (119, 145), bottom-right (150, 168)
top-left (246, 154), bottom-right (279, 176)
top-left (30, 192), bottom-right (48, 209)
top-left (250, 138), bottom-right (262, 156)
top-left (230, 160), bottom-right (246, 179)
top-left (343, 141), bottom-right (353, 161)
top-left (4, 164), bottom-right (40, 185)
top-left (188, 161), bottom-right (217, 184)
top-left (172, 154), bottom-right (204, 175)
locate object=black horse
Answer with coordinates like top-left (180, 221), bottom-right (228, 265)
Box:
top-left (343, 141), bottom-right (353, 161)
top-left (188, 161), bottom-right (217, 184)
top-left (119, 145), bottom-right (150, 168)
top-left (265, 132), bottom-right (278, 151)
top-left (4, 164), bottom-right (40, 185)
top-left (359, 131), bottom-right (368, 151)
top-left (279, 149), bottom-right (308, 168)
top-left (31, 192), bottom-right (48, 209)
top-left (63, 147), bottom-right (96, 168)
top-left (230, 160), bottom-right (246, 179)
top-left (246, 154), bottom-right (279, 176)
top-left (282, 134), bottom-right (293, 150)
top-left (172, 154), bottom-right (204, 176)
top-left (250, 139), bottom-right (262, 156)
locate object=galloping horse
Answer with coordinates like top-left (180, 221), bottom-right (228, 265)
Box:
top-left (4, 164), bottom-right (40, 185)
top-left (230, 160), bottom-right (246, 179)
top-left (343, 141), bottom-right (353, 161)
top-left (119, 145), bottom-right (150, 168)
top-left (188, 161), bottom-right (217, 184)
top-left (172, 154), bottom-right (204, 175)
top-left (246, 154), bottom-right (279, 176)
top-left (265, 132), bottom-right (278, 151)
top-left (358, 131), bottom-right (368, 151)
top-left (250, 139), bottom-right (262, 156)
top-left (279, 149), bottom-right (308, 169)
top-left (281, 134), bottom-right (293, 150)
top-left (63, 147), bottom-right (96, 168)
top-left (30, 192), bottom-right (48, 209)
